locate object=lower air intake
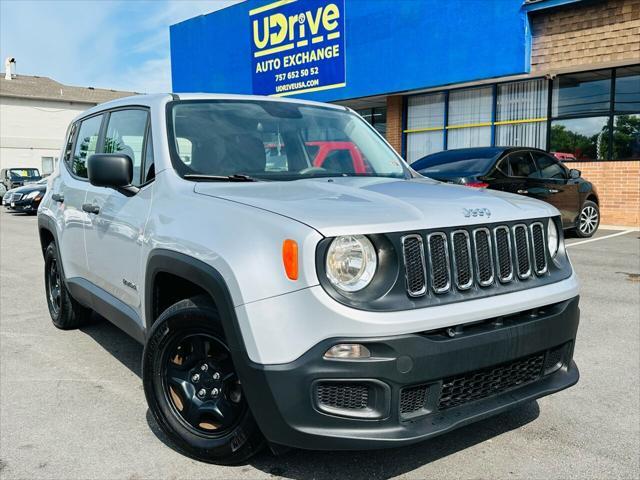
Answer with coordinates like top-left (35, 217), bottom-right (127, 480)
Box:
top-left (400, 384), bottom-right (429, 415)
top-left (438, 353), bottom-right (544, 410)
top-left (316, 382), bottom-right (369, 410)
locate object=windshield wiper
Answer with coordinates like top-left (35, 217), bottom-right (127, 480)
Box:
top-left (184, 174), bottom-right (257, 182)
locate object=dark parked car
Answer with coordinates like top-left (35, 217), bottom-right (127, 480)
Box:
top-left (0, 167), bottom-right (42, 191)
top-left (4, 178), bottom-right (47, 214)
top-left (411, 147), bottom-right (600, 237)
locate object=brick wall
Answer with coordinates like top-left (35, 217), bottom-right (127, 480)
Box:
top-left (386, 95), bottom-right (403, 154)
top-left (569, 161), bottom-right (640, 226)
top-left (530, 0), bottom-right (640, 72)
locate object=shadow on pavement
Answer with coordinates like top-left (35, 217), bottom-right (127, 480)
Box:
top-left (81, 317), bottom-right (541, 479)
top-left (80, 314), bottom-right (143, 378)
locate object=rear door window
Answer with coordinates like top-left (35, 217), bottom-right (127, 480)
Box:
top-left (70, 115), bottom-right (103, 178)
top-left (507, 151), bottom-right (538, 178)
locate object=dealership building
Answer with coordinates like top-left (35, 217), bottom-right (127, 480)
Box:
top-left (170, 0), bottom-right (640, 226)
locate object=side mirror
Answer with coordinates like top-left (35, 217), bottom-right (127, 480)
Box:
top-left (569, 168), bottom-right (581, 179)
top-left (87, 153), bottom-right (133, 188)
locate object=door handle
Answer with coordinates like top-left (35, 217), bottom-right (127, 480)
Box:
top-left (548, 189), bottom-right (559, 194)
top-left (517, 189), bottom-right (528, 194)
top-left (82, 203), bottom-right (100, 214)
top-left (51, 193), bottom-right (64, 203)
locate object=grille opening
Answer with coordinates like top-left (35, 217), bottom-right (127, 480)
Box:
top-left (428, 233), bottom-right (450, 293)
top-left (452, 231), bottom-right (473, 289)
top-left (494, 227), bottom-right (514, 282)
top-left (400, 384), bottom-right (429, 415)
top-left (531, 223), bottom-right (547, 274)
top-left (513, 225), bottom-right (532, 279)
top-left (473, 228), bottom-right (494, 286)
top-left (438, 353), bottom-right (544, 410)
top-left (316, 383), bottom-right (369, 410)
top-left (402, 235), bottom-right (427, 296)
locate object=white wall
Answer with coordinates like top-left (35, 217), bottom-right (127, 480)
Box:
top-left (0, 96), bottom-right (93, 171)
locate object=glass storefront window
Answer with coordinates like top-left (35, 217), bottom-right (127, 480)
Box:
top-left (407, 93), bottom-right (445, 130)
top-left (550, 116), bottom-right (609, 160)
top-left (447, 87), bottom-right (492, 149)
top-left (496, 79), bottom-right (548, 149)
top-left (615, 66), bottom-right (640, 113)
top-left (448, 87), bottom-right (492, 126)
top-left (552, 70), bottom-right (611, 117)
top-left (356, 107), bottom-right (387, 136)
top-left (612, 114), bottom-right (640, 160)
top-left (407, 131), bottom-right (444, 163)
top-left (406, 93), bottom-right (445, 162)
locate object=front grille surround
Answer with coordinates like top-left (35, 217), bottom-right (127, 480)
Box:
top-left (472, 227), bottom-right (495, 287)
top-left (401, 234), bottom-right (427, 297)
top-left (493, 226), bottom-right (514, 283)
top-left (529, 222), bottom-right (548, 275)
top-left (315, 217), bottom-right (571, 312)
top-left (451, 230), bottom-right (474, 290)
top-left (11, 193), bottom-right (22, 202)
top-left (426, 232), bottom-right (451, 294)
top-left (512, 224), bottom-right (532, 280)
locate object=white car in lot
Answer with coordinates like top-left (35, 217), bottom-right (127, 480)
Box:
top-left (37, 94), bottom-right (580, 464)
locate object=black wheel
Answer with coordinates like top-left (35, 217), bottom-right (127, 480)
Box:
top-left (575, 200), bottom-right (600, 238)
top-left (44, 242), bottom-right (92, 329)
top-left (143, 295), bottom-right (264, 464)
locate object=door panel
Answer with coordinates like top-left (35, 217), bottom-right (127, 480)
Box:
top-left (56, 115), bottom-right (103, 279)
top-left (531, 152), bottom-right (580, 227)
top-left (82, 109), bottom-right (152, 317)
top-left (83, 185), bottom-right (152, 310)
top-left (490, 151), bottom-right (536, 198)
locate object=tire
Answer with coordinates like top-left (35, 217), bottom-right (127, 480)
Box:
top-left (575, 200), bottom-right (600, 238)
top-left (44, 242), bottom-right (92, 329)
top-left (142, 295), bottom-right (264, 464)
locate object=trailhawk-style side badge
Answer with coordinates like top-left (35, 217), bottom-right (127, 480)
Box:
top-left (463, 208), bottom-right (492, 218)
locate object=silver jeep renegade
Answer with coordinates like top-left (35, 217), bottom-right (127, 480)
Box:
top-left (38, 94), bottom-right (580, 464)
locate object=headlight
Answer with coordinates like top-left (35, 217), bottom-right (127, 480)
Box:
top-left (547, 218), bottom-right (559, 258)
top-left (25, 190), bottom-right (40, 199)
top-left (325, 235), bottom-right (377, 292)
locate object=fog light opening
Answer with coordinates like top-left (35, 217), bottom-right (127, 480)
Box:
top-left (324, 343), bottom-right (371, 359)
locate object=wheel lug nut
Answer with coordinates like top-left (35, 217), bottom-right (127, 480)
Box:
top-left (197, 388), bottom-right (206, 398)
top-left (200, 364), bottom-right (208, 372)
top-left (211, 388), bottom-right (219, 398)
top-left (191, 374), bottom-right (200, 383)
top-left (213, 372), bottom-right (220, 380)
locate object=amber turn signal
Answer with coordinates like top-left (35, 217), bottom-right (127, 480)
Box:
top-left (282, 239), bottom-right (298, 280)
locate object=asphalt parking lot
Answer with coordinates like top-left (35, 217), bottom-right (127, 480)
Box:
top-left (0, 209), bottom-right (638, 480)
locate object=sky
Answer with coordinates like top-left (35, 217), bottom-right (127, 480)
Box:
top-left (0, 0), bottom-right (243, 93)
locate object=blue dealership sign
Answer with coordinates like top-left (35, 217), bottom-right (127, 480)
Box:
top-left (249, 0), bottom-right (346, 96)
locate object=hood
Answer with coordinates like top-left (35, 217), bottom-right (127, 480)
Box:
top-left (194, 177), bottom-right (558, 236)
top-left (13, 183), bottom-right (46, 193)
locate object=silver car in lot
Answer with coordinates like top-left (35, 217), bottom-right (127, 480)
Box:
top-left (37, 94), bottom-right (580, 464)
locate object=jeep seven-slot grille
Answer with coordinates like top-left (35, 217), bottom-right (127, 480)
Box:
top-left (401, 221), bottom-right (549, 296)
top-left (438, 353), bottom-right (545, 410)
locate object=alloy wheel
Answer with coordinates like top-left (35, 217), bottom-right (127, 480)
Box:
top-left (162, 333), bottom-right (245, 436)
top-left (579, 205), bottom-right (599, 236)
top-left (47, 257), bottom-right (62, 316)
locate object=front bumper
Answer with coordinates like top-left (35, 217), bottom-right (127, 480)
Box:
top-left (239, 296), bottom-right (580, 450)
top-left (8, 198), bottom-right (40, 212)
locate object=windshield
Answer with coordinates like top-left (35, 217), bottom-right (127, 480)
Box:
top-left (9, 169), bottom-right (40, 179)
top-left (412, 149), bottom-right (499, 176)
top-left (169, 100), bottom-right (409, 181)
